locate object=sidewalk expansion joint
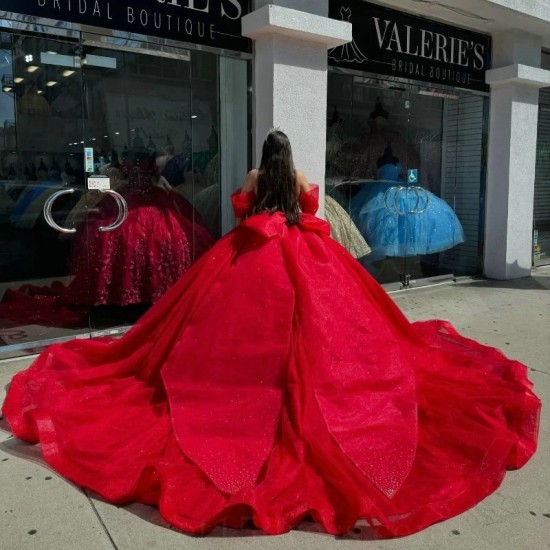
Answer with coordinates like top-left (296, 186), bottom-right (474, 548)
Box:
top-left (84, 489), bottom-right (120, 550)
top-left (529, 367), bottom-right (550, 377)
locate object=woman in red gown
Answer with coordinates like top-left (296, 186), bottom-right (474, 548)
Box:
top-left (2, 130), bottom-right (540, 538)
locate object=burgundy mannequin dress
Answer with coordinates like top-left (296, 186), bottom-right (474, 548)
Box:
top-left (2, 185), bottom-right (540, 537)
top-left (65, 158), bottom-right (216, 306)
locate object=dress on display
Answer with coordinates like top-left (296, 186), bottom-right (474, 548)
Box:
top-left (65, 157), bottom-right (216, 306)
top-left (351, 162), bottom-right (465, 257)
top-left (2, 185), bottom-right (540, 538)
top-left (324, 195), bottom-right (371, 259)
top-left (0, 158), bottom-right (216, 327)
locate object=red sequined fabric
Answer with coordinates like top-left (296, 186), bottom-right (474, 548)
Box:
top-left (2, 185), bottom-right (541, 537)
top-left (65, 185), bottom-right (215, 306)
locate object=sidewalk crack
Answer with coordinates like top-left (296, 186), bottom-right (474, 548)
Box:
top-left (84, 490), bottom-right (120, 550)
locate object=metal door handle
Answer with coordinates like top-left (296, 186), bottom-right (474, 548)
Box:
top-left (97, 189), bottom-right (128, 232)
top-left (43, 188), bottom-right (77, 234)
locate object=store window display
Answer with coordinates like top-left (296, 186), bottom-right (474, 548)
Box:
top-left (0, 31), bottom-right (249, 348)
top-left (326, 73), bottom-right (485, 285)
top-left (350, 144), bottom-right (464, 258)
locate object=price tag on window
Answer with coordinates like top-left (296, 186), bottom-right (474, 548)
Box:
top-left (87, 175), bottom-right (111, 191)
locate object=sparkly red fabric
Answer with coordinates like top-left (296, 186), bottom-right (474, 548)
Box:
top-left (65, 186), bottom-right (215, 306)
top-left (2, 186), bottom-right (540, 537)
top-left (0, 185), bottom-right (215, 326)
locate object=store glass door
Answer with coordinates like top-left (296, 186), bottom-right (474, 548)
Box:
top-left (326, 71), bottom-right (487, 288)
top-left (1, 28), bottom-right (249, 357)
top-left (0, 32), bottom-right (93, 353)
top-left (79, 42), bottom-right (199, 333)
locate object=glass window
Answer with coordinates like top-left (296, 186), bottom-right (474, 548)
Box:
top-left (0, 29), bottom-right (250, 355)
top-left (326, 71), bottom-right (487, 288)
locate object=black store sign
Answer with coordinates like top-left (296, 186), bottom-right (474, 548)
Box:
top-left (329, 0), bottom-right (491, 92)
top-left (3, 0), bottom-right (251, 53)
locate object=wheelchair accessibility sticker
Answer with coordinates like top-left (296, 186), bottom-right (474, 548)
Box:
top-left (407, 169), bottom-right (418, 184)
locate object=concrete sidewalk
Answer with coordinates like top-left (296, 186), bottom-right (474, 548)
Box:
top-left (1, 269), bottom-right (549, 550)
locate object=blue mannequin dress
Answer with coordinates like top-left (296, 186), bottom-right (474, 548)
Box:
top-left (350, 163), bottom-right (465, 257)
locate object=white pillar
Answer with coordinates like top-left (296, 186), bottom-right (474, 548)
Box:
top-left (242, 3), bottom-right (351, 216)
top-left (484, 31), bottom-right (550, 279)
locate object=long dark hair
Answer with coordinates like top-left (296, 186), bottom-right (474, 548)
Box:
top-left (253, 130), bottom-right (300, 225)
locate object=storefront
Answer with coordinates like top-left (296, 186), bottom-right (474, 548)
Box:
top-left (324, 0), bottom-right (490, 287)
top-left (0, 2), bottom-right (251, 357)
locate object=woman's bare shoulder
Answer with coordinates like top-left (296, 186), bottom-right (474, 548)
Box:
top-left (295, 169), bottom-right (310, 193)
top-left (242, 169), bottom-right (259, 192)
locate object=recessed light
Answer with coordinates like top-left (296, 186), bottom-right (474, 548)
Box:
top-left (62, 69), bottom-right (75, 77)
top-left (46, 80), bottom-right (58, 87)
top-left (103, 135), bottom-right (108, 138)
top-left (115, 132), bottom-right (120, 135)
top-left (37, 90), bottom-right (44, 94)
top-left (25, 54), bottom-right (33, 63)
top-left (14, 77), bottom-right (24, 83)
top-left (3, 86), bottom-right (12, 92)
top-left (26, 65), bottom-right (39, 73)
top-left (191, 115), bottom-right (198, 119)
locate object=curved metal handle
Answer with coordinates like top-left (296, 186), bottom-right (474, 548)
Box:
top-left (43, 188), bottom-right (77, 234)
top-left (97, 189), bottom-right (128, 232)
top-left (383, 186), bottom-right (396, 214)
top-left (411, 186), bottom-right (429, 214)
top-left (394, 186), bottom-right (418, 216)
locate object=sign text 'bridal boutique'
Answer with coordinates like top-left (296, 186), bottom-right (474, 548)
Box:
top-left (329, 0), bottom-right (491, 92)
top-left (2, 0), bottom-right (251, 52)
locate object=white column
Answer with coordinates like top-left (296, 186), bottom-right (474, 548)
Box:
top-left (484, 31), bottom-right (550, 279)
top-left (242, 3), bottom-right (351, 216)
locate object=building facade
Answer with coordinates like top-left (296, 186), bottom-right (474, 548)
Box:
top-left (0, 0), bottom-right (549, 358)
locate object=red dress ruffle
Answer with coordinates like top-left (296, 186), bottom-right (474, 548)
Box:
top-left (2, 185), bottom-right (540, 537)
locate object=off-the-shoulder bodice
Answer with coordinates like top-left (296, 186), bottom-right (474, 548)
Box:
top-left (231, 184), bottom-right (320, 218)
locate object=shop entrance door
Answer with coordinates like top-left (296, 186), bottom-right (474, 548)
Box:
top-left (326, 72), bottom-right (487, 288)
top-left (0, 32), bottom-right (94, 354)
top-left (1, 28), bottom-right (248, 358)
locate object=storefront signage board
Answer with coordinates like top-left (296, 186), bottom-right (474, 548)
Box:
top-left (2, 0), bottom-right (251, 53)
top-left (329, 0), bottom-right (491, 92)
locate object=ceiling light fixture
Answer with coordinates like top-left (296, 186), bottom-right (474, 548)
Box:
top-left (26, 65), bottom-right (39, 73)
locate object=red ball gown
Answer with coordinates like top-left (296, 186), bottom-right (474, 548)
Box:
top-left (2, 186), bottom-right (540, 538)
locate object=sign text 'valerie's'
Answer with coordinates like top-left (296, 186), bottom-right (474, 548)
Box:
top-left (328, 0), bottom-right (491, 92)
